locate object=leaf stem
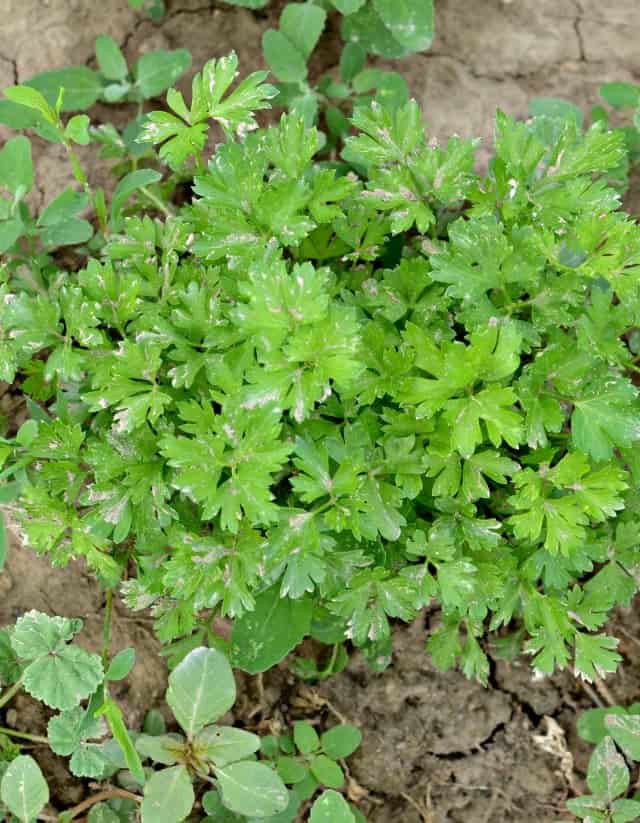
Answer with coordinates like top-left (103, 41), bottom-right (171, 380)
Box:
top-left (63, 788), bottom-right (142, 820)
top-left (0, 725), bottom-right (48, 744)
top-left (140, 186), bottom-right (174, 218)
top-left (102, 588), bottom-right (114, 672)
top-left (0, 674), bottom-right (24, 710)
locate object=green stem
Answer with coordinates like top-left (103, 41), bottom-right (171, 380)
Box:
top-left (319, 643), bottom-right (340, 678)
top-left (102, 588), bottom-right (114, 672)
top-left (0, 675), bottom-right (24, 710)
top-left (140, 186), bottom-right (174, 218)
top-left (0, 725), bottom-right (48, 745)
top-left (64, 142), bottom-right (91, 193)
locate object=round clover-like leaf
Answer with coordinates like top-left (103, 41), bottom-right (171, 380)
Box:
top-left (166, 647), bottom-right (236, 737)
top-left (48, 705), bottom-right (105, 756)
top-left (1, 755), bottom-right (49, 823)
top-left (69, 743), bottom-right (111, 779)
top-left (11, 609), bottom-right (81, 659)
top-left (141, 765), bottom-right (194, 823)
top-left (320, 725), bottom-right (362, 760)
top-left (310, 790), bottom-right (355, 823)
top-left (216, 761), bottom-right (289, 817)
top-left (23, 644), bottom-right (103, 710)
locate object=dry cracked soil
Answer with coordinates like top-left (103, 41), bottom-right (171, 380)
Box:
top-left (1, 1), bottom-right (640, 820)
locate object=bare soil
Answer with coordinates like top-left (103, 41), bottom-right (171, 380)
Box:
top-left (1, 1), bottom-right (640, 820)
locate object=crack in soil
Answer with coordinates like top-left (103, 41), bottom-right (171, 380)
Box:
top-left (0, 51), bottom-right (18, 84)
top-left (573, 0), bottom-right (586, 62)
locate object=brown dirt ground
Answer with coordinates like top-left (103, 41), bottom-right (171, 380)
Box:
top-left (1, 1), bottom-right (640, 820)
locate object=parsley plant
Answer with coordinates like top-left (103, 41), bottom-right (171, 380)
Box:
top-left (1, 53), bottom-right (639, 689)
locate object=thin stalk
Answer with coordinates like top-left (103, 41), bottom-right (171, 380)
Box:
top-left (0, 725), bottom-right (48, 745)
top-left (0, 675), bottom-right (24, 710)
top-left (140, 186), bottom-right (174, 218)
top-left (102, 588), bottom-right (114, 672)
top-left (64, 142), bottom-right (89, 189)
top-left (319, 643), bottom-right (339, 678)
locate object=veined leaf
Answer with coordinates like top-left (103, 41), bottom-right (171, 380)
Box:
top-left (166, 647), bottom-right (236, 737)
top-left (1, 755), bottom-right (49, 822)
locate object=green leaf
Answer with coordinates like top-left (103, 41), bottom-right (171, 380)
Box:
top-left (37, 188), bottom-right (93, 248)
top-left (95, 35), bottom-right (129, 82)
top-left (110, 168), bottom-right (162, 227)
top-left (48, 706), bottom-right (104, 756)
top-left (135, 49), bottom-right (192, 99)
top-left (64, 114), bottom-right (91, 145)
top-left (26, 66), bottom-right (103, 111)
top-left (0, 99), bottom-right (61, 141)
top-left (566, 795), bottom-right (607, 818)
top-left (136, 733), bottom-right (184, 765)
top-left (0, 217), bottom-right (24, 253)
top-left (195, 726), bottom-right (260, 767)
top-left (231, 586), bottom-right (313, 674)
top-left (280, 4), bottom-right (326, 60)
top-left (141, 765), bottom-right (194, 823)
top-left (612, 798), bottom-right (640, 823)
top-left (262, 30), bottom-right (307, 84)
top-left (587, 736), bottom-right (629, 802)
top-left (600, 82), bottom-right (640, 109)
top-left (331, 0), bottom-right (366, 12)
top-left (40, 217), bottom-right (93, 247)
top-left (0, 511), bottom-right (6, 572)
top-left (216, 761), bottom-right (289, 817)
top-left (0, 629), bottom-right (21, 685)
top-left (572, 382), bottom-right (640, 460)
top-left (574, 633), bottom-right (622, 682)
top-left (166, 647), bottom-right (236, 737)
top-left (529, 97), bottom-right (584, 127)
top-left (48, 706), bottom-right (109, 778)
top-left (320, 726), bottom-right (362, 760)
top-left (202, 790), bottom-right (245, 820)
top-left (0, 136), bottom-right (33, 196)
top-left (339, 43), bottom-right (366, 82)
top-left (606, 713), bottom-right (640, 760)
top-left (143, 709), bottom-right (167, 736)
top-left (310, 790), bottom-right (355, 823)
top-left (106, 647), bottom-right (136, 681)
top-left (276, 756), bottom-right (308, 784)
top-left (310, 755), bottom-right (344, 789)
top-left (11, 610), bottom-right (103, 710)
top-left (88, 803), bottom-right (121, 823)
top-left (372, 0), bottom-right (434, 52)
top-left (97, 699), bottom-right (146, 785)
top-left (578, 707), bottom-right (627, 744)
top-left (342, 5), bottom-right (409, 58)
top-left (3, 85), bottom-right (57, 124)
top-left (0, 755), bottom-right (49, 822)
top-left (293, 722), bottom-right (319, 755)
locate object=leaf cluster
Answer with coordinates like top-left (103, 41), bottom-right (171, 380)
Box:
top-left (1, 54), bottom-right (640, 689)
top-left (567, 704), bottom-right (640, 822)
